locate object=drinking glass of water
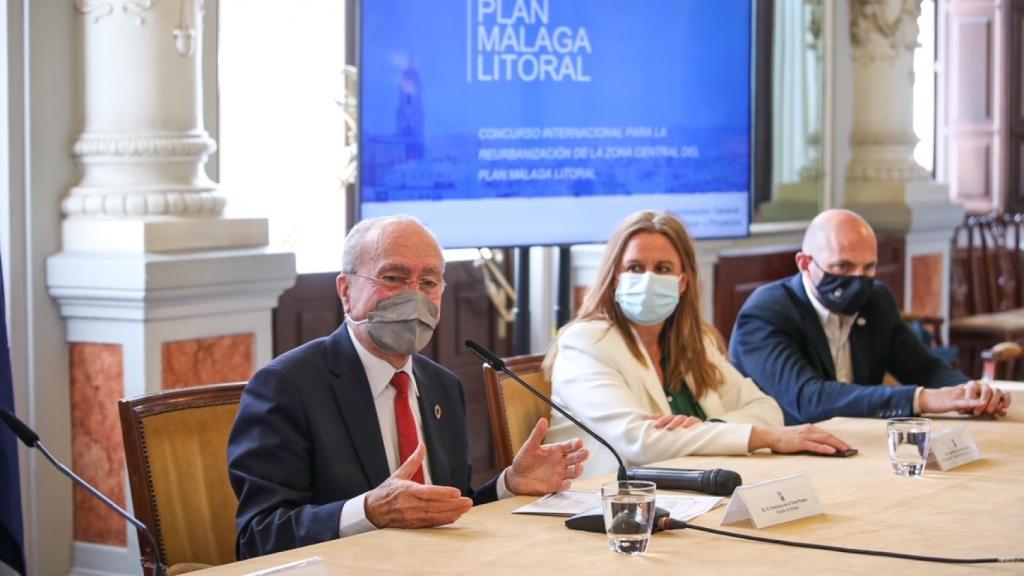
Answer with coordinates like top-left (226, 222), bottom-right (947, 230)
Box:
top-left (600, 480), bottom-right (656, 555)
top-left (887, 417), bottom-right (932, 477)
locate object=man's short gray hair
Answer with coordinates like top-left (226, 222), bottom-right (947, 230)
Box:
top-left (340, 214), bottom-right (443, 274)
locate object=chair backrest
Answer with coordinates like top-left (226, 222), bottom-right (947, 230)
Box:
top-left (981, 341), bottom-right (1024, 381)
top-left (900, 312), bottom-right (959, 367)
top-left (482, 354), bottom-right (550, 470)
top-left (951, 213), bottom-right (1024, 318)
top-left (118, 382), bottom-right (245, 575)
top-left (901, 313), bottom-right (945, 347)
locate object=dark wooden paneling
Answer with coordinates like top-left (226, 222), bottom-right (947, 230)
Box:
top-left (875, 236), bottom-right (906, 307)
top-left (272, 255), bottom-right (514, 486)
top-left (272, 270), bottom-right (344, 356)
top-left (714, 246), bottom-right (799, 342)
top-left (273, 273), bottom-right (345, 357)
top-left (713, 237), bottom-right (906, 343)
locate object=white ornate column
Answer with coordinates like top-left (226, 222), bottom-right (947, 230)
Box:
top-left (47, 2), bottom-right (295, 574)
top-left (845, 0), bottom-right (963, 321)
top-left (66, 0), bottom-right (264, 250)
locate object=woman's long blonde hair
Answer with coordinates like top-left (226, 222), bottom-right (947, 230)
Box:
top-left (545, 210), bottom-right (724, 399)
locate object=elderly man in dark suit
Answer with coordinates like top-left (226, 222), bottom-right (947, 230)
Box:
top-left (229, 215), bottom-right (588, 558)
top-left (729, 209), bottom-right (1010, 425)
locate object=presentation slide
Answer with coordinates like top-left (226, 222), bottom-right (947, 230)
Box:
top-left (360, 0), bottom-right (751, 248)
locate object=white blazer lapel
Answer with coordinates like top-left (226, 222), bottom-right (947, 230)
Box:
top-left (691, 377), bottom-right (722, 415)
top-left (624, 325), bottom-right (673, 414)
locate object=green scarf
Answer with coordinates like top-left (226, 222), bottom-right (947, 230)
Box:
top-left (661, 355), bottom-right (707, 420)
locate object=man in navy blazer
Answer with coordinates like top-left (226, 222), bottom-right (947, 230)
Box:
top-left (729, 209), bottom-right (1010, 425)
top-left (229, 215), bottom-right (588, 558)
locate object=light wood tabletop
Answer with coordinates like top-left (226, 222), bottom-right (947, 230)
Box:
top-left (195, 403), bottom-right (1024, 575)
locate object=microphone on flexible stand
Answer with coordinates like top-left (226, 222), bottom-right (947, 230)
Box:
top-left (465, 339), bottom-right (741, 494)
top-left (465, 338), bottom-right (629, 481)
top-left (465, 339), bottom-right (741, 532)
top-left (0, 408), bottom-right (166, 576)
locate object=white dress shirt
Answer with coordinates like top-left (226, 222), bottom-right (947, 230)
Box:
top-left (339, 324), bottom-right (511, 537)
top-left (802, 274), bottom-right (856, 383)
top-left (801, 274), bottom-right (922, 412)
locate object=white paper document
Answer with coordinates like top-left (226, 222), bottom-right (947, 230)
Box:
top-left (513, 490), bottom-right (601, 516)
top-left (514, 490), bottom-right (722, 522)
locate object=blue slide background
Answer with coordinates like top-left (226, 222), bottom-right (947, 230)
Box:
top-left (359, 0), bottom-right (751, 245)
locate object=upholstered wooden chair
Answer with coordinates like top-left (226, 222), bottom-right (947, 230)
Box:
top-left (118, 382), bottom-right (245, 576)
top-left (482, 354), bottom-right (550, 469)
top-left (981, 341), bottom-right (1024, 381)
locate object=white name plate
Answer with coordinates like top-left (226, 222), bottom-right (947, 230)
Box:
top-left (720, 473), bottom-right (823, 529)
top-left (929, 424), bottom-right (982, 471)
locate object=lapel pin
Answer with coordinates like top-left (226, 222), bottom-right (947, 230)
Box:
top-left (434, 404), bottom-right (443, 420)
top-left (856, 317), bottom-right (867, 327)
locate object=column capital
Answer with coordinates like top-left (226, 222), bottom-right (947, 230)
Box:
top-left (850, 0), bottom-right (922, 62)
top-left (75, 0), bottom-right (206, 57)
top-left (69, 0), bottom-right (229, 248)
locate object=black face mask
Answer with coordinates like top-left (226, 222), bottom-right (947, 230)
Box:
top-left (811, 260), bottom-right (874, 315)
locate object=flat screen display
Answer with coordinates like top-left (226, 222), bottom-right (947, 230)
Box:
top-left (359, 0), bottom-right (752, 247)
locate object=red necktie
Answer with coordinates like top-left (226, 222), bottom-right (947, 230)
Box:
top-left (390, 371), bottom-right (424, 483)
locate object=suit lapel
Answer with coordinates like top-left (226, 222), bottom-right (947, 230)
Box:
top-left (849, 316), bottom-right (871, 384)
top-left (788, 274), bottom-right (837, 380)
top-left (412, 359), bottom-right (451, 487)
top-left (326, 325), bottom-right (391, 488)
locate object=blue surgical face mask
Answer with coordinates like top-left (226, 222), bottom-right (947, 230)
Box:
top-left (614, 272), bottom-right (681, 326)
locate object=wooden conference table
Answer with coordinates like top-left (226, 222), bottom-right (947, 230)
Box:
top-left (198, 402), bottom-right (1024, 575)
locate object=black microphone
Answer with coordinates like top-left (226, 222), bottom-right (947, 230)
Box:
top-left (464, 339), bottom-right (742, 496)
top-left (0, 408), bottom-right (166, 576)
top-left (0, 407), bottom-right (38, 446)
top-left (627, 466), bottom-right (741, 497)
top-left (465, 338), bottom-right (629, 481)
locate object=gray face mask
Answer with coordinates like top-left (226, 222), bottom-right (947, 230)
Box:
top-left (347, 290), bottom-right (439, 355)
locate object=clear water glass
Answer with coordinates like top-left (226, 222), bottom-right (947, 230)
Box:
top-left (601, 480), bottom-right (656, 555)
top-left (887, 417), bottom-right (931, 477)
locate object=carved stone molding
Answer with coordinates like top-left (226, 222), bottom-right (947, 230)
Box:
top-left (172, 0), bottom-right (201, 57)
top-left (62, 190), bottom-right (225, 217)
top-left (72, 135), bottom-right (216, 159)
top-left (847, 157), bottom-right (929, 182)
top-left (851, 131), bottom-right (919, 146)
top-left (122, 0), bottom-right (156, 25)
top-left (76, 0), bottom-right (202, 59)
top-left (74, 0), bottom-right (115, 23)
top-left (850, 0), bottom-right (922, 61)
top-left (75, 0), bottom-right (155, 25)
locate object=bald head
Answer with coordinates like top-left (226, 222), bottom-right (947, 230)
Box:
top-left (797, 209), bottom-right (878, 279)
top-left (802, 209), bottom-right (876, 255)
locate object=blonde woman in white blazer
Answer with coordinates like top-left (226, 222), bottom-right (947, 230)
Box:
top-left (544, 211), bottom-right (851, 478)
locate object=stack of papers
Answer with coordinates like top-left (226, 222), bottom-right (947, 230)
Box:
top-left (513, 490), bottom-right (723, 522)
